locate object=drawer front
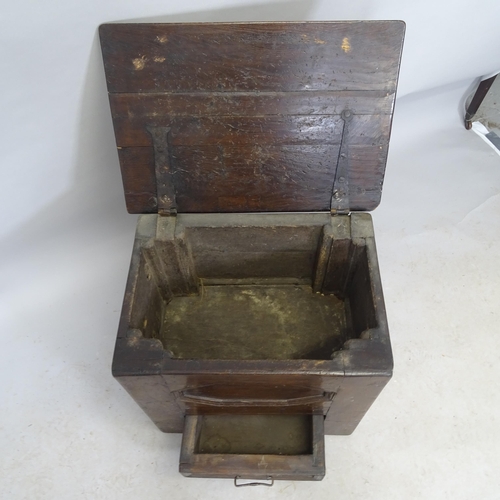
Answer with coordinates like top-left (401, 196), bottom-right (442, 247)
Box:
top-left (180, 413), bottom-right (325, 481)
top-left (172, 381), bottom-right (335, 415)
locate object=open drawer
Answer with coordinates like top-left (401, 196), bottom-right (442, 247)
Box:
top-left (179, 414), bottom-right (325, 482)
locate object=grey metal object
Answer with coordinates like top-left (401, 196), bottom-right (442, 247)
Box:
top-left (464, 75), bottom-right (498, 130)
top-left (147, 125), bottom-right (177, 216)
top-left (483, 129), bottom-right (500, 150)
top-left (234, 476), bottom-right (274, 487)
top-left (331, 109), bottom-right (353, 215)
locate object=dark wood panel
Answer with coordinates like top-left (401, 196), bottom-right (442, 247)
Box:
top-left (112, 114), bottom-right (344, 147)
top-left (348, 145), bottom-right (388, 210)
top-left (117, 147), bottom-right (156, 212)
top-left (195, 249), bottom-right (315, 278)
top-left (118, 374), bottom-right (183, 434)
top-left (176, 144), bottom-right (338, 212)
top-left (111, 113), bottom-right (390, 148)
top-left (122, 191), bottom-right (157, 214)
top-left (118, 147), bottom-right (155, 192)
top-left (187, 224), bottom-right (321, 253)
top-left (100, 22), bottom-right (405, 93)
top-left (101, 22), bottom-right (404, 213)
top-left (109, 91), bottom-right (395, 119)
top-left (324, 373), bottom-right (390, 435)
top-left (117, 144), bottom-right (390, 213)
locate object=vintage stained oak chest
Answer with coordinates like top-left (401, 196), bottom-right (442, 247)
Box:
top-left (99, 21), bottom-right (405, 483)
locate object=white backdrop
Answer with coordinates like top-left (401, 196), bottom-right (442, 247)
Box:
top-left (2, 1), bottom-right (500, 499)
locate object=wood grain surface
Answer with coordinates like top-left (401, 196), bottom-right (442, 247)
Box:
top-left (100, 22), bottom-right (405, 213)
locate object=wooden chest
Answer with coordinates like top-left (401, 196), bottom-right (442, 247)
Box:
top-left (99, 21), bottom-right (405, 483)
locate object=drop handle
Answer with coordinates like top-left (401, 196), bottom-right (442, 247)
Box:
top-left (234, 476), bottom-right (274, 487)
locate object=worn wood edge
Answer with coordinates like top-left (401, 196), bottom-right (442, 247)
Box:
top-left (142, 241), bottom-right (173, 301)
top-left (179, 415), bottom-right (199, 465)
top-left (374, 22), bottom-right (406, 209)
top-left (100, 20), bottom-right (405, 27)
top-left (312, 223), bottom-right (333, 293)
top-left (161, 358), bottom-right (345, 377)
top-left (352, 214), bottom-right (391, 357)
top-left (335, 337), bottom-right (392, 376)
top-left (116, 215), bottom-right (156, 340)
top-left (350, 212), bottom-right (375, 239)
top-left (330, 212), bottom-right (392, 372)
top-left (176, 212), bottom-right (331, 229)
top-left (180, 466), bottom-right (324, 481)
top-left (112, 337), bottom-right (165, 377)
top-left (199, 277), bottom-right (312, 286)
top-left (311, 414), bottom-right (325, 471)
top-left (113, 215), bottom-right (166, 377)
top-left (108, 91), bottom-right (396, 116)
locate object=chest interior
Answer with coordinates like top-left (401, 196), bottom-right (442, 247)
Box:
top-left (131, 212), bottom-right (376, 361)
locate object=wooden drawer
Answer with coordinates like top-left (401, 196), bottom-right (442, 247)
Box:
top-left (174, 384), bottom-right (335, 415)
top-left (180, 414), bottom-right (325, 482)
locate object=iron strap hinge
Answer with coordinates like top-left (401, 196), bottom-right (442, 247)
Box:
top-left (147, 125), bottom-right (177, 216)
top-left (330, 109), bottom-right (353, 216)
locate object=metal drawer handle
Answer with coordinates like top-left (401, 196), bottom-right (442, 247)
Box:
top-left (234, 476), bottom-right (274, 487)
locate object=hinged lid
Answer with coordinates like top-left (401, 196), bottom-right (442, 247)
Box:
top-left (99, 21), bottom-right (404, 214)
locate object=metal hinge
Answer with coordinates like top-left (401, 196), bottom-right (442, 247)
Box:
top-left (330, 208), bottom-right (350, 216)
top-left (147, 125), bottom-right (177, 216)
top-left (330, 109), bottom-right (353, 216)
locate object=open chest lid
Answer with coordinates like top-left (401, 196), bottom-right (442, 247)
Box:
top-left (99, 21), bottom-right (404, 215)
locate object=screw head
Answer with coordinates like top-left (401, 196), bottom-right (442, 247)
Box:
top-left (341, 109), bottom-right (353, 120)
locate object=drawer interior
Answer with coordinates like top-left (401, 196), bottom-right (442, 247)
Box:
top-left (180, 413), bottom-right (325, 481)
top-left (196, 414), bottom-right (312, 455)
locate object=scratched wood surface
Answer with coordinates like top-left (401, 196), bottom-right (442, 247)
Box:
top-left (99, 22), bottom-right (405, 214)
